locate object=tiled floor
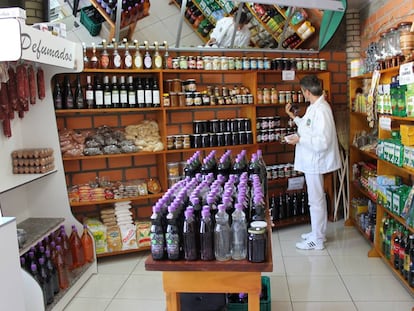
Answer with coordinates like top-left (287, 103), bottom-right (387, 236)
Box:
top-left (64, 220), bottom-right (414, 311)
top-left (59, 0), bottom-right (204, 47)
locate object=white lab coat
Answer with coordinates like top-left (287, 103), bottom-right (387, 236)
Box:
top-left (209, 17), bottom-right (250, 48)
top-left (292, 95), bottom-right (341, 174)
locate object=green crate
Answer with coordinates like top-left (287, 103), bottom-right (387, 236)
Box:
top-left (227, 276), bottom-right (271, 311)
top-left (80, 6), bottom-right (102, 37)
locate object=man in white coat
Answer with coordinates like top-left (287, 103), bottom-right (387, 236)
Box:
top-left (285, 75), bottom-right (341, 250)
top-left (206, 11), bottom-right (251, 48)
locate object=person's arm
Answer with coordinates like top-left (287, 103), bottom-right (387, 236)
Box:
top-left (207, 18), bottom-right (227, 46)
top-left (237, 28), bottom-right (251, 47)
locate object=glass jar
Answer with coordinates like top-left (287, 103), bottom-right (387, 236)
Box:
top-left (248, 227), bottom-right (266, 263)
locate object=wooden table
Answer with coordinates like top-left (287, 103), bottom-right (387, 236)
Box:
top-left (145, 228), bottom-right (273, 311)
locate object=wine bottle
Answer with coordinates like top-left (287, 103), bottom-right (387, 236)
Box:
top-left (127, 75), bottom-right (136, 108)
top-left (136, 77), bottom-right (145, 108)
top-left (94, 76), bottom-right (104, 108)
top-left (123, 38), bottom-right (133, 69)
top-left (85, 75), bottom-right (94, 109)
top-left (144, 77), bottom-right (153, 107)
top-left (152, 78), bottom-right (160, 107)
top-left (63, 76), bottom-right (74, 109)
top-left (103, 75), bottom-right (112, 108)
top-left (143, 40), bottom-right (152, 69)
top-left (111, 75), bottom-right (120, 108)
top-left (119, 76), bottom-right (128, 108)
top-left (74, 75), bottom-right (85, 109)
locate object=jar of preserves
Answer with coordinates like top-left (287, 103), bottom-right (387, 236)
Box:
top-left (302, 58), bottom-right (309, 70)
top-left (278, 91), bottom-right (286, 104)
top-left (263, 88), bottom-right (270, 104)
top-left (194, 92), bottom-right (202, 106)
top-left (220, 56), bottom-right (228, 70)
top-left (188, 56), bottom-right (196, 69)
top-left (242, 57), bottom-right (250, 70)
top-left (271, 88), bottom-right (278, 104)
top-left (178, 92), bottom-right (186, 106)
top-left (257, 89), bottom-right (263, 105)
top-left (179, 56), bottom-right (188, 69)
top-left (235, 57), bottom-right (242, 70)
top-left (185, 92), bottom-right (194, 106)
top-left (196, 56), bottom-right (204, 69)
top-left (170, 92), bottom-right (178, 107)
top-left (263, 57), bottom-right (271, 70)
top-left (172, 57), bottom-right (180, 69)
top-left (162, 93), bottom-right (170, 107)
top-left (296, 58), bottom-right (302, 70)
top-left (204, 56), bottom-right (212, 70)
top-left (250, 57), bottom-right (257, 70)
top-left (320, 58), bottom-right (327, 70)
top-left (212, 56), bottom-right (221, 70)
top-left (285, 90), bottom-right (292, 103)
top-left (228, 57), bottom-right (235, 70)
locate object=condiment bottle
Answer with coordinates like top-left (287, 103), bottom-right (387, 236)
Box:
top-left (100, 39), bottom-right (110, 69)
top-left (55, 245), bottom-right (69, 289)
top-left (123, 38), bottom-right (133, 69)
top-left (143, 40), bottom-right (152, 69)
top-left (133, 39), bottom-right (143, 69)
top-left (183, 209), bottom-right (198, 260)
top-left (200, 208), bottom-right (215, 260)
top-left (231, 203), bottom-right (247, 260)
top-left (214, 204), bottom-right (231, 261)
top-left (153, 41), bottom-right (163, 69)
top-left (111, 39), bottom-right (122, 69)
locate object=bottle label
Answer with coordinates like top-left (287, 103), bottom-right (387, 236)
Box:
top-left (137, 90), bottom-right (145, 104)
top-left (104, 92), bottom-right (111, 106)
top-left (128, 92), bottom-right (136, 105)
top-left (120, 91), bottom-right (128, 103)
top-left (124, 55), bottom-right (133, 68)
top-left (145, 90), bottom-right (152, 104)
top-left (95, 91), bottom-right (104, 106)
top-left (100, 55), bottom-right (110, 69)
top-left (144, 56), bottom-right (152, 69)
top-left (134, 56), bottom-right (143, 69)
top-left (112, 91), bottom-right (119, 104)
top-left (86, 90), bottom-right (94, 100)
top-left (150, 233), bottom-right (164, 259)
top-left (154, 55), bottom-right (162, 69)
top-left (113, 55), bottom-right (122, 68)
top-left (153, 90), bottom-right (160, 105)
top-left (166, 232), bottom-right (180, 257)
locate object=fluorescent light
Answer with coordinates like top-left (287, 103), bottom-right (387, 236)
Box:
top-left (234, 0), bottom-right (345, 11)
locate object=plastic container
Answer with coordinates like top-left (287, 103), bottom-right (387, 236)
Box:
top-left (80, 6), bottom-right (103, 37)
top-left (167, 162), bottom-right (180, 178)
top-left (227, 276), bottom-right (271, 311)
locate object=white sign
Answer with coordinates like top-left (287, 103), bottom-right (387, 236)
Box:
top-left (0, 19), bottom-right (21, 61)
top-left (379, 116), bottom-right (392, 131)
top-left (20, 24), bottom-right (77, 69)
top-left (287, 176), bottom-right (305, 191)
top-left (282, 70), bottom-right (295, 81)
top-left (399, 62), bottom-right (414, 85)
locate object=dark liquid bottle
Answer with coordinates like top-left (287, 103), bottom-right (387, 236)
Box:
top-left (30, 263), bottom-right (48, 307)
top-left (183, 209), bottom-right (198, 260)
top-left (94, 76), bottom-right (104, 108)
top-left (69, 225), bottom-right (85, 268)
top-left (111, 75), bottom-right (120, 108)
top-left (136, 77), bottom-right (145, 108)
top-left (150, 206), bottom-right (165, 260)
top-left (200, 209), bottom-right (214, 260)
top-left (127, 76), bottom-right (136, 108)
top-left (63, 76), bottom-right (74, 109)
top-left (74, 75), bottom-right (85, 109)
top-left (103, 75), bottom-right (112, 109)
top-left (166, 207), bottom-right (180, 261)
top-left (45, 249), bottom-right (60, 295)
top-left (144, 78), bottom-right (153, 107)
top-left (55, 245), bottom-right (69, 290)
top-left (85, 75), bottom-right (94, 109)
top-left (152, 78), bottom-right (160, 107)
top-left (119, 76), bottom-right (128, 108)
top-left (53, 80), bottom-right (63, 110)
top-left (38, 257), bottom-right (54, 305)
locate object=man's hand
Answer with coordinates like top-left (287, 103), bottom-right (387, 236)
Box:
top-left (285, 103), bottom-right (295, 119)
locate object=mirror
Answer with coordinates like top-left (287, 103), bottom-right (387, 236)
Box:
top-left (170, 0), bottom-right (345, 51)
top-left (0, 18), bottom-right (21, 61)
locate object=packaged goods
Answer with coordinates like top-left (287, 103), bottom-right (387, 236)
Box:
top-left (136, 221), bottom-right (151, 247)
top-left (119, 224), bottom-right (138, 250)
top-left (106, 226), bottom-right (122, 252)
top-left (85, 218), bottom-right (108, 254)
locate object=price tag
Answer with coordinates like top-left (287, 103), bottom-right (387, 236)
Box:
top-left (379, 116), bottom-right (392, 131)
top-left (282, 70), bottom-right (295, 81)
top-left (399, 62), bottom-right (414, 85)
top-left (287, 176), bottom-right (305, 191)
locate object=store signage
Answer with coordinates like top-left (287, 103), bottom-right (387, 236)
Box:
top-left (0, 18), bottom-right (21, 61)
top-left (379, 116), bottom-right (392, 131)
top-left (399, 62), bottom-right (414, 86)
top-left (282, 70), bottom-right (295, 81)
top-left (20, 24), bottom-right (76, 69)
top-left (287, 176), bottom-right (305, 191)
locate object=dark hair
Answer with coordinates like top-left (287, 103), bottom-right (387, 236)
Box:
top-left (300, 75), bottom-right (323, 96)
top-left (238, 12), bottom-right (249, 25)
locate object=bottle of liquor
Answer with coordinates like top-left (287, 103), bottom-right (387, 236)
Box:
top-left (127, 76), bottom-right (136, 108)
top-left (136, 77), bottom-right (145, 108)
top-left (63, 76), bottom-right (74, 109)
top-left (30, 263), bottom-right (48, 306)
top-left (38, 257), bottom-right (54, 305)
top-left (163, 41), bottom-right (172, 69)
top-left (100, 39), bottom-right (110, 69)
top-left (119, 76), bottom-right (128, 108)
top-left (144, 77), bottom-right (153, 107)
top-left (152, 78), bottom-right (160, 107)
top-left (183, 209), bottom-right (198, 261)
top-left (166, 205), bottom-right (180, 261)
top-left (69, 225), bottom-right (85, 268)
top-left (81, 224), bottom-right (94, 263)
top-left (74, 75), bottom-right (85, 109)
top-left (90, 42), bottom-right (99, 69)
top-left (111, 76), bottom-right (120, 108)
top-left (123, 38), bottom-right (133, 69)
top-left (133, 39), bottom-right (143, 69)
top-left (153, 41), bottom-right (163, 69)
top-left (85, 75), bottom-right (94, 109)
top-left (200, 208), bottom-right (214, 260)
top-left (270, 193), bottom-right (278, 221)
top-left (150, 205), bottom-right (165, 260)
top-left (143, 40), bottom-right (152, 69)
top-left (82, 42), bottom-right (89, 69)
top-left (111, 39), bottom-right (122, 69)
top-left (44, 249), bottom-right (59, 295)
top-left (103, 75), bottom-right (112, 108)
top-left (53, 80), bottom-right (63, 110)
top-left (94, 76), bottom-right (104, 108)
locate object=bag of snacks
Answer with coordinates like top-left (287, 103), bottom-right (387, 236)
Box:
top-left (85, 218), bottom-right (108, 254)
top-left (136, 221), bottom-right (151, 247)
top-left (119, 223), bottom-right (138, 250)
top-left (107, 226), bottom-right (122, 252)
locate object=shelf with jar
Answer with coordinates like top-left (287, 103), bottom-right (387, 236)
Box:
top-left (89, 0), bottom-right (151, 41)
top-left (349, 64), bottom-right (414, 295)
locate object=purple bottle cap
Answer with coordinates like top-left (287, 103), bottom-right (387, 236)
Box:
top-left (31, 264), bottom-right (37, 272)
top-left (218, 204), bottom-right (226, 212)
top-left (235, 203), bottom-right (243, 210)
top-left (39, 257), bottom-right (45, 265)
top-left (207, 195), bottom-right (215, 205)
top-left (184, 209), bottom-right (193, 219)
top-left (201, 209), bottom-right (210, 218)
top-left (45, 249), bottom-right (51, 257)
top-left (202, 205), bottom-right (210, 212)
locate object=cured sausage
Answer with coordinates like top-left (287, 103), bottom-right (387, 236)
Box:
top-left (2, 118), bottom-right (11, 138)
top-left (37, 67), bottom-right (45, 100)
top-left (28, 65), bottom-right (36, 105)
top-left (16, 63), bottom-right (29, 114)
top-left (7, 66), bottom-right (18, 118)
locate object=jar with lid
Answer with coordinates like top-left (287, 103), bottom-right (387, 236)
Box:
top-left (204, 56), bottom-right (212, 70)
top-left (194, 92), bottom-right (202, 106)
top-left (263, 88), bottom-right (270, 104)
top-left (220, 56), bottom-right (228, 70)
top-left (320, 59), bottom-right (327, 71)
top-left (291, 90), bottom-right (298, 103)
top-left (271, 88), bottom-right (278, 104)
top-left (398, 22), bottom-right (414, 61)
top-left (196, 56), bottom-right (204, 69)
top-left (212, 56), bottom-right (221, 70)
top-left (172, 57), bottom-right (180, 69)
top-left (263, 57), bottom-right (271, 70)
top-left (185, 92), bottom-right (194, 106)
top-left (162, 93), bottom-right (170, 107)
top-left (387, 27), bottom-right (400, 57)
top-left (278, 91), bottom-right (286, 104)
top-left (170, 92), bottom-right (178, 107)
top-left (308, 58), bottom-right (314, 71)
top-left (285, 90), bottom-right (292, 103)
top-left (235, 57), bottom-right (242, 70)
top-left (242, 57), bottom-right (250, 70)
top-left (178, 92), bottom-right (186, 106)
top-left (314, 58), bottom-right (320, 70)
top-left (179, 56), bottom-right (188, 69)
top-left (302, 58), bottom-right (309, 70)
top-left (257, 57), bottom-right (264, 70)
top-left (228, 57), bottom-right (235, 70)
top-left (202, 92), bottom-right (210, 105)
top-left (248, 227), bottom-right (267, 263)
top-left (250, 57), bottom-right (257, 70)
top-left (297, 90), bottom-right (303, 103)
top-left (296, 58), bottom-right (302, 70)
top-left (188, 56), bottom-right (196, 69)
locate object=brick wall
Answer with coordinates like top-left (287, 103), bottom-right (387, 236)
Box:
top-left (24, 0), bottom-right (44, 25)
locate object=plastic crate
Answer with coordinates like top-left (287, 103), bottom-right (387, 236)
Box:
top-left (227, 276), bottom-right (271, 311)
top-left (80, 6), bottom-right (103, 37)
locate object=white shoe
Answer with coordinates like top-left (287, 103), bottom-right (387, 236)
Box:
top-left (296, 239), bottom-right (325, 250)
top-left (301, 232), bottom-right (327, 242)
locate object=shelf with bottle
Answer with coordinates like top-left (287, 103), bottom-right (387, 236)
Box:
top-left (69, 193), bottom-right (163, 207)
top-left (96, 245), bottom-right (151, 258)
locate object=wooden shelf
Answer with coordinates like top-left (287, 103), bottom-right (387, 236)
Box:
top-left (272, 215), bottom-right (310, 229)
top-left (55, 107), bottom-right (163, 115)
top-left (70, 193), bottom-right (162, 207)
top-left (62, 150), bottom-right (164, 161)
top-left (97, 246), bottom-right (150, 258)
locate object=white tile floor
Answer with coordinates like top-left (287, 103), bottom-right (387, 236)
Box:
top-left (64, 220), bottom-right (414, 311)
top-left (54, 1), bottom-right (414, 310)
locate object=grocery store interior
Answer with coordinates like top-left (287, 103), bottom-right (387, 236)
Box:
top-left (1, 0), bottom-right (414, 310)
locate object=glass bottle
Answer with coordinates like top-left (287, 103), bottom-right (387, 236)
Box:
top-left (103, 75), bottom-right (112, 109)
top-left (59, 228), bottom-right (73, 270)
top-left (111, 39), bottom-right (122, 69)
top-left (38, 257), bottom-right (54, 305)
top-left (74, 75), bottom-right (85, 109)
top-left (165, 206), bottom-right (180, 260)
top-left (127, 76), bottom-right (136, 108)
top-left (85, 75), bottom-right (94, 109)
top-left (94, 75), bottom-right (104, 108)
top-left (81, 224), bottom-right (94, 263)
top-left (100, 39), bottom-right (110, 69)
top-left (200, 209), bottom-right (215, 260)
top-left (119, 75), bottom-right (128, 108)
top-left (143, 40), bottom-right (152, 69)
top-left (231, 203), bottom-right (247, 260)
top-left (163, 41), bottom-right (172, 69)
top-left (214, 204), bottom-right (231, 261)
top-left (63, 76), bottom-right (74, 109)
top-left (408, 234), bottom-right (414, 286)
top-left (123, 38), bottom-right (133, 69)
top-left (153, 41), bottom-right (163, 69)
top-left (111, 75), bottom-right (120, 108)
top-left (150, 205), bottom-right (165, 260)
top-left (55, 245), bottom-right (69, 289)
top-left (144, 77), bottom-right (153, 107)
top-left (30, 263), bottom-right (48, 306)
top-left (69, 225), bottom-right (85, 268)
top-left (90, 42), bottom-right (99, 69)
top-left (133, 39), bottom-right (143, 69)
top-left (82, 42), bottom-right (89, 69)
top-left (45, 249), bottom-right (59, 295)
top-left (152, 78), bottom-right (160, 107)
top-left (183, 209), bottom-right (198, 260)
top-left (53, 80), bottom-right (63, 110)
top-left (136, 77), bottom-right (145, 108)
